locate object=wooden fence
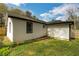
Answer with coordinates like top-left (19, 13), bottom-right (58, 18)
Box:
top-left (75, 30), bottom-right (79, 38)
top-left (0, 27), bottom-right (6, 36)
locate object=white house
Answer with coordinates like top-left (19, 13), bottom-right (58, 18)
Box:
top-left (6, 13), bottom-right (47, 43)
top-left (47, 21), bottom-right (74, 40)
top-left (1, 13), bottom-right (74, 43)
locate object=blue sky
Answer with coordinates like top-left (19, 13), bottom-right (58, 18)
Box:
top-left (20, 3), bottom-right (62, 20)
top-left (20, 3), bottom-right (62, 14)
top-left (6, 3), bottom-right (79, 22)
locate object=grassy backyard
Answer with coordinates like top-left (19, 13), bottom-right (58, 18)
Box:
top-left (0, 38), bottom-right (79, 56)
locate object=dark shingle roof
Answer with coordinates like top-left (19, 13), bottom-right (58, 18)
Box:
top-left (0, 12), bottom-right (74, 25)
top-left (8, 13), bottom-right (46, 24)
top-left (46, 20), bottom-right (74, 25)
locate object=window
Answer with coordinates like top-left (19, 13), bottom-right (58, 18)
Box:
top-left (9, 22), bottom-right (11, 33)
top-left (26, 21), bottom-right (33, 33)
top-left (43, 24), bottom-right (45, 28)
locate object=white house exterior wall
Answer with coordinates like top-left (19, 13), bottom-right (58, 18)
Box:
top-left (7, 17), bottom-right (72, 42)
top-left (47, 24), bottom-right (69, 40)
top-left (12, 18), bottom-right (47, 43)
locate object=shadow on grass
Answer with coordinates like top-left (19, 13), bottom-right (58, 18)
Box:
top-left (11, 36), bottom-right (50, 48)
top-left (0, 37), bottom-right (58, 56)
top-left (0, 36), bottom-right (49, 49)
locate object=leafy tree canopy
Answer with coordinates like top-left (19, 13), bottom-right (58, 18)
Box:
top-left (0, 3), bottom-right (8, 13)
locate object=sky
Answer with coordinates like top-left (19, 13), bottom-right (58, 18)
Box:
top-left (6, 3), bottom-right (79, 22)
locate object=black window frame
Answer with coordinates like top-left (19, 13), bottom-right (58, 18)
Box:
top-left (43, 24), bottom-right (45, 28)
top-left (26, 21), bottom-right (33, 33)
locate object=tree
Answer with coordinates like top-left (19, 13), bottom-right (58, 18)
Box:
top-left (25, 11), bottom-right (32, 17)
top-left (8, 8), bottom-right (25, 16)
top-left (0, 3), bottom-right (8, 27)
top-left (66, 8), bottom-right (79, 30)
top-left (51, 19), bottom-right (56, 21)
top-left (0, 3), bottom-right (8, 13)
top-left (32, 15), bottom-right (38, 20)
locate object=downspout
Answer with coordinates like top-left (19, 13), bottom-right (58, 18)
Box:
top-left (44, 17), bottom-right (48, 37)
top-left (69, 23), bottom-right (74, 41)
top-left (69, 24), bottom-right (71, 41)
top-left (46, 24), bottom-right (48, 37)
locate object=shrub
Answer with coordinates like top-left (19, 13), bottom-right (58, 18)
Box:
top-left (2, 37), bottom-right (12, 46)
top-left (0, 47), bottom-right (11, 56)
top-left (0, 40), bottom-right (4, 48)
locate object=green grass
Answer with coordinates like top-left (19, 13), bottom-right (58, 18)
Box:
top-left (1, 38), bottom-right (79, 56)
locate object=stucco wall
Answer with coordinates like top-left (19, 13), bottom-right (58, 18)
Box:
top-left (7, 18), bottom-right (13, 42)
top-left (12, 18), bottom-right (47, 43)
top-left (47, 24), bottom-right (69, 40)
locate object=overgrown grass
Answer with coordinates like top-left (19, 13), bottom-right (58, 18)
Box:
top-left (1, 38), bottom-right (79, 56)
top-left (0, 47), bottom-right (11, 56)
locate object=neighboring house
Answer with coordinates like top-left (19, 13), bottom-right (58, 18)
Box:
top-left (0, 13), bottom-right (74, 43)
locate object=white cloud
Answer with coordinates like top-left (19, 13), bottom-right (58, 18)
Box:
top-left (41, 19), bottom-right (49, 22)
top-left (40, 3), bottom-right (79, 21)
top-left (56, 16), bottom-right (68, 21)
top-left (56, 16), bottom-right (63, 20)
top-left (6, 3), bottom-right (21, 6)
top-left (50, 4), bottom-right (79, 16)
top-left (40, 13), bottom-right (53, 22)
top-left (11, 3), bottom-right (21, 6)
top-left (0, 0), bottom-right (79, 3)
top-left (40, 13), bottom-right (50, 17)
top-left (0, 0), bottom-right (27, 3)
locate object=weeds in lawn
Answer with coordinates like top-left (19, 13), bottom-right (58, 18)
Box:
top-left (0, 46), bottom-right (11, 56)
top-left (1, 38), bottom-right (79, 56)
